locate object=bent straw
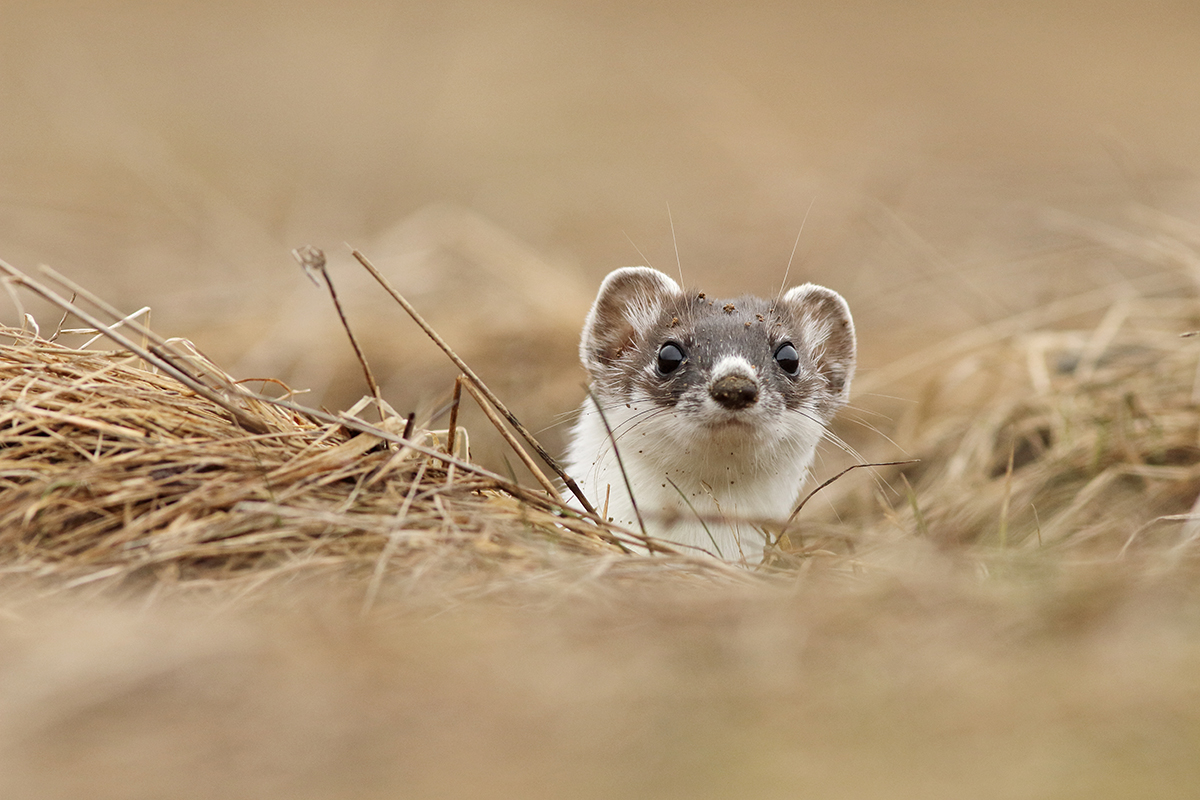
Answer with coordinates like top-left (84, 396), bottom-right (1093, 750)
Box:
top-left (349, 248), bottom-right (598, 516)
top-left (780, 459), bottom-right (920, 532)
top-left (461, 380), bottom-right (562, 499)
top-left (293, 245), bottom-right (385, 416)
top-left (4, 260), bottom-right (544, 500)
top-left (26, 260), bottom-right (646, 546)
top-left (1, 260), bottom-right (271, 435)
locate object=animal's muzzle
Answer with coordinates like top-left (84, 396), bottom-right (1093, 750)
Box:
top-left (710, 374), bottom-right (759, 410)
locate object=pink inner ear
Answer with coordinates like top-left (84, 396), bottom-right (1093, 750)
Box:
top-left (780, 286), bottom-right (856, 394)
top-left (593, 317), bottom-right (637, 366)
top-left (583, 268), bottom-right (681, 371)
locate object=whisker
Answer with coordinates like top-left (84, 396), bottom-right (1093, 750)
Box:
top-left (776, 196), bottom-right (817, 305)
top-left (822, 429), bottom-right (868, 465)
top-left (790, 406), bottom-right (899, 499)
top-left (667, 202), bottom-right (684, 286)
top-left (852, 390), bottom-right (919, 405)
top-left (609, 409), bottom-right (673, 446)
top-left (836, 402), bottom-right (913, 456)
top-left (841, 402), bottom-right (896, 422)
top-left (623, 232), bottom-right (655, 270)
top-left (814, 439), bottom-right (892, 498)
top-left (839, 416), bottom-right (910, 455)
top-left (590, 399), bottom-right (671, 442)
top-left (535, 408), bottom-right (585, 436)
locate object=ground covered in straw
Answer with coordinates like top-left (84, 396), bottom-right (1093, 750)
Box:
top-left (0, 323), bottom-right (636, 593)
top-left (1, 253), bottom-right (1200, 800)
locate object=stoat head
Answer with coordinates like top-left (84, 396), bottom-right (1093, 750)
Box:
top-left (580, 266), bottom-right (855, 446)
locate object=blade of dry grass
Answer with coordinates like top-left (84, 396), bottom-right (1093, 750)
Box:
top-left (292, 245), bottom-right (385, 415)
top-left (1, 260), bottom-right (271, 434)
top-left (349, 248), bottom-right (598, 516)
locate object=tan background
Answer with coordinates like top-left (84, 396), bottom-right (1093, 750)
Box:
top-left (2, 5), bottom-right (1200, 798)
top-left (2, 0), bottom-right (1198, 460)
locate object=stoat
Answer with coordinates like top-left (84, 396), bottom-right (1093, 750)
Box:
top-left (563, 266), bottom-right (856, 563)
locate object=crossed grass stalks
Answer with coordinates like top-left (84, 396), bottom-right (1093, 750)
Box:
top-left (0, 249), bottom-right (900, 567)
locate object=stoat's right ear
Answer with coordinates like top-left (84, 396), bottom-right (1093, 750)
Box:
top-left (779, 283), bottom-right (856, 402)
top-left (581, 267), bottom-right (681, 374)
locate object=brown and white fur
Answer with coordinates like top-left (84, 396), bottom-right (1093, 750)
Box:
top-left (563, 266), bottom-right (856, 563)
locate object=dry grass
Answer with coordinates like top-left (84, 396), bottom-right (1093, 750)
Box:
top-left (3, 3), bottom-right (1200, 796)
top-left (0, 325), bottom-right (558, 573)
top-left (2, 235), bottom-right (1199, 584)
top-left (759, 208), bottom-right (1200, 578)
top-left (792, 295), bottom-right (1200, 567)
top-left (2, 229), bottom-right (1200, 798)
top-left (0, 258), bottom-right (758, 605)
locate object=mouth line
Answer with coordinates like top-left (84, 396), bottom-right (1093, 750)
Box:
top-left (699, 413), bottom-right (758, 430)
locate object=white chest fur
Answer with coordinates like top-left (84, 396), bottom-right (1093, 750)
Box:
top-left (565, 394), bottom-right (826, 562)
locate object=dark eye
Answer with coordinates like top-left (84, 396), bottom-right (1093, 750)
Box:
top-left (656, 342), bottom-right (685, 375)
top-left (774, 342), bottom-right (800, 376)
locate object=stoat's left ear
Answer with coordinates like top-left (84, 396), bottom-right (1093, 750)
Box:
top-left (780, 284), bottom-right (856, 400)
top-left (580, 267), bottom-right (681, 377)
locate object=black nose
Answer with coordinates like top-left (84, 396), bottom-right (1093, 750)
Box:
top-left (710, 374), bottom-right (759, 410)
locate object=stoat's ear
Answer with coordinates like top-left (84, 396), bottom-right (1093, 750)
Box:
top-left (779, 283), bottom-right (856, 401)
top-left (581, 267), bottom-right (681, 375)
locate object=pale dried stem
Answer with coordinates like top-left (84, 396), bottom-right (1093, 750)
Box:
top-left (349, 248), bottom-right (597, 516)
top-left (292, 245), bottom-right (385, 416)
top-left (461, 380), bottom-right (560, 499)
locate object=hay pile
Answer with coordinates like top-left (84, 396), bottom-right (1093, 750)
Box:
top-left (2, 244), bottom-right (1199, 593)
top-left (2, 224), bottom-right (1199, 799)
top-left (0, 322), bottom-right (626, 590)
top-left (807, 285), bottom-right (1200, 568)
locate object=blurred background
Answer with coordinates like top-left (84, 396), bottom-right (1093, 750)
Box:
top-left (2, 0), bottom-right (1198, 464)
top-left (3, 6), bottom-right (1200, 797)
